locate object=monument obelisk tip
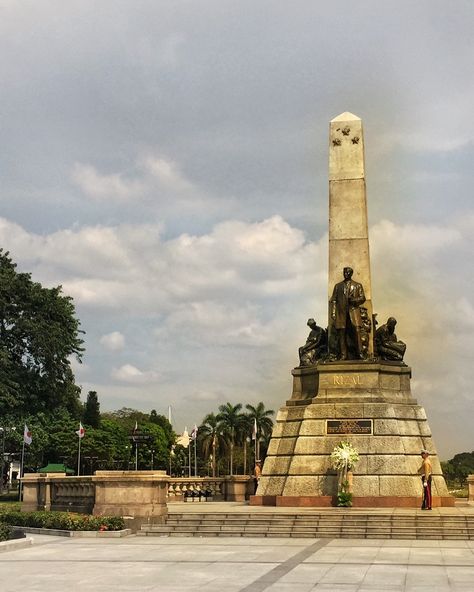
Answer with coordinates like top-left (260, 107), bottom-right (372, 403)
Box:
top-left (331, 111), bottom-right (361, 122)
top-left (328, 110), bottom-right (373, 354)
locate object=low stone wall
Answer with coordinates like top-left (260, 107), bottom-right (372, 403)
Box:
top-left (21, 472), bottom-right (254, 528)
top-left (21, 471), bottom-right (168, 529)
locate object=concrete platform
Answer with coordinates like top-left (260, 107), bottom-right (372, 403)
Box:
top-left (2, 531), bottom-right (474, 591)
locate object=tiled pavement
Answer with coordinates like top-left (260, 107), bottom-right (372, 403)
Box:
top-left (1, 534), bottom-right (474, 591)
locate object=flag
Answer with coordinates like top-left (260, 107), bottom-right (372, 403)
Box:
top-left (23, 424), bottom-right (32, 446)
top-left (132, 420), bottom-right (138, 441)
top-left (76, 422), bottom-right (85, 439)
top-left (190, 424), bottom-right (198, 440)
top-left (251, 418), bottom-right (257, 441)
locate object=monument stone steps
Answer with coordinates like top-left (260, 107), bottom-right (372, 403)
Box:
top-left (139, 511), bottom-right (474, 539)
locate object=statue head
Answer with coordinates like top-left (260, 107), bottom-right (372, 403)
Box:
top-left (421, 449), bottom-right (430, 458)
top-left (307, 318), bottom-right (317, 329)
top-left (343, 267), bottom-right (353, 280)
top-left (387, 317), bottom-right (397, 331)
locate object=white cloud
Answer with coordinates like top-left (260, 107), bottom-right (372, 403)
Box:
top-left (72, 155), bottom-right (195, 203)
top-left (100, 331), bottom-right (126, 351)
top-left (72, 163), bottom-right (144, 201)
top-left (141, 156), bottom-right (193, 191)
top-left (111, 364), bottom-right (160, 384)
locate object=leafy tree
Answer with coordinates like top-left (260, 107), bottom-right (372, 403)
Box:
top-left (101, 408), bottom-right (173, 471)
top-left (83, 391), bottom-right (101, 428)
top-left (443, 452), bottom-right (474, 487)
top-left (149, 409), bottom-right (174, 448)
top-left (170, 444), bottom-right (188, 476)
top-left (0, 250), bottom-right (84, 418)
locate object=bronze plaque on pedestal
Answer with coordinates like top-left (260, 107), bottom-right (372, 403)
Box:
top-left (326, 419), bottom-right (372, 435)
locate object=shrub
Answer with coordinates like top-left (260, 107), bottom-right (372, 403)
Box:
top-left (0, 523), bottom-right (11, 542)
top-left (0, 501), bottom-right (21, 512)
top-left (336, 490), bottom-right (353, 507)
top-left (0, 511), bottom-right (125, 531)
top-left (336, 479), bottom-right (353, 507)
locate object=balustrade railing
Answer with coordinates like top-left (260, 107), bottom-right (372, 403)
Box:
top-left (51, 477), bottom-right (95, 513)
top-left (167, 477), bottom-right (225, 502)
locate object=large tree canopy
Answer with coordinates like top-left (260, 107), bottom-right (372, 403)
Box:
top-left (0, 249), bottom-right (84, 417)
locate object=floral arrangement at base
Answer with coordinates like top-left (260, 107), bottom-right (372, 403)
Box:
top-left (331, 441), bottom-right (360, 507)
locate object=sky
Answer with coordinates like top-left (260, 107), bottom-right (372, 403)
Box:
top-left (0, 0), bottom-right (472, 458)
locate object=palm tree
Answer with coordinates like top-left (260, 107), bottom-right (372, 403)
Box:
top-left (216, 402), bottom-right (243, 475)
top-left (245, 402), bottom-right (275, 461)
top-left (198, 412), bottom-right (225, 477)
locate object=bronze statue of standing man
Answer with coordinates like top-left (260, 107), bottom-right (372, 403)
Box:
top-left (329, 267), bottom-right (366, 360)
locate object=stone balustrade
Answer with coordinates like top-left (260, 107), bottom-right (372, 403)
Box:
top-left (167, 477), bottom-right (225, 502)
top-left (166, 476), bottom-right (254, 502)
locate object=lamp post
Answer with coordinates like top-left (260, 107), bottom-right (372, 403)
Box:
top-left (244, 436), bottom-right (250, 476)
top-left (212, 433), bottom-right (217, 478)
top-left (150, 449), bottom-right (155, 470)
top-left (0, 426), bottom-right (16, 494)
top-left (124, 445), bottom-right (131, 470)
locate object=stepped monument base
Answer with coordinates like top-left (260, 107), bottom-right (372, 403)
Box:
top-left (251, 361), bottom-right (454, 508)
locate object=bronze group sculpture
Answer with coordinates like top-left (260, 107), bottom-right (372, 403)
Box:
top-left (298, 318), bottom-right (327, 366)
top-left (329, 267), bottom-right (367, 360)
top-left (375, 317), bottom-right (406, 362)
top-left (297, 269), bottom-right (407, 366)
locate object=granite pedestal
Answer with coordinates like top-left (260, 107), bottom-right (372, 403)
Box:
top-left (252, 362), bottom-right (453, 507)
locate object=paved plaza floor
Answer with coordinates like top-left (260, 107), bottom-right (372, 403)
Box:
top-left (2, 533), bottom-right (474, 592)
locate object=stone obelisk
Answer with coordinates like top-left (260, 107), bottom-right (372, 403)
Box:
top-left (329, 113), bottom-right (373, 355)
top-left (251, 113), bottom-right (453, 508)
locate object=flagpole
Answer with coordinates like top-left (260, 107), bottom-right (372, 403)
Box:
top-left (188, 442), bottom-right (191, 477)
top-left (135, 442), bottom-right (138, 471)
top-left (77, 434), bottom-right (81, 476)
top-left (194, 438), bottom-right (197, 477)
top-left (19, 439), bottom-right (25, 501)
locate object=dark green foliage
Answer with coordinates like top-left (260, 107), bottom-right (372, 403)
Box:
top-left (101, 408), bottom-right (175, 470)
top-left (337, 490), bottom-right (353, 507)
top-left (0, 249), bottom-right (84, 418)
top-left (337, 480), bottom-right (353, 507)
top-left (83, 391), bottom-right (101, 428)
top-left (0, 522), bottom-right (11, 541)
top-left (0, 510), bottom-right (124, 531)
top-left (442, 452), bottom-right (474, 487)
top-left (149, 410), bottom-right (174, 443)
